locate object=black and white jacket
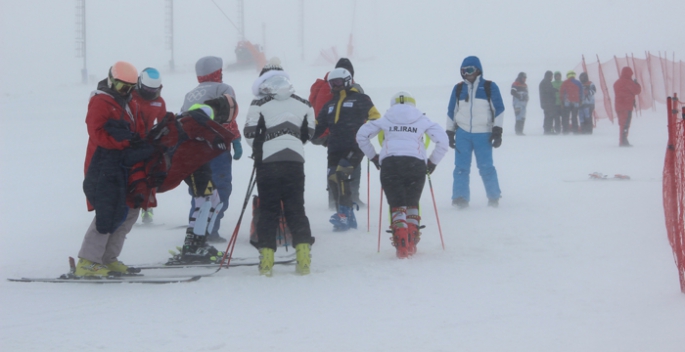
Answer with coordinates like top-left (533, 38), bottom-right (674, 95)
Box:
top-left (244, 70), bottom-right (316, 163)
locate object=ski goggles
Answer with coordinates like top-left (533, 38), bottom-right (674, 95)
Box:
top-left (138, 83), bottom-right (162, 100)
top-left (111, 79), bottom-right (136, 95)
top-left (461, 66), bottom-right (478, 76)
top-left (328, 78), bottom-right (346, 89)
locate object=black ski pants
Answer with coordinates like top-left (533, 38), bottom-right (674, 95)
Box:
top-left (380, 156), bottom-right (426, 208)
top-left (255, 161), bottom-right (313, 250)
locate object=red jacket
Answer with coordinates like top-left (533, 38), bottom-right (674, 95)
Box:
top-left (559, 78), bottom-right (582, 104)
top-left (613, 67), bottom-right (642, 112)
top-left (131, 90), bottom-right (167, 132)
top-left (84, 88), bottom-right (146, 211)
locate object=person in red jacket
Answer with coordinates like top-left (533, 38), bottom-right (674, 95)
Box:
top-left (131, 67), bottom-right (166, 224)
top-left (613, 66), bottom-right (642, 147)
top-left (559, 70), bottom-right (583, 134)
top-left (77, 61), bottom-right (155, 277)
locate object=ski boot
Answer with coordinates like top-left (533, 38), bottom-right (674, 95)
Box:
top-left (488, 198), bottom-right (499, 208)
top-left (329, 212), bottom-right (350, 232)
top-left (74, 258), bottom-right (111, 277)
top-left (407, 215), bottom-right (421, 256)
top-left (452, 197), bottom-right (469, 209)
top-left (390, 221), bottom-right (410, 259)
top-left (258, 248), bottom-right (275, 276)
top-left (106, 261), bottom-right (141, 274)
top-left (176, 228), bottom-right (222, 264)
top-left (141, 209), bottom-right (153, 224)
top-left (295, 243), bottom-right (311, 275)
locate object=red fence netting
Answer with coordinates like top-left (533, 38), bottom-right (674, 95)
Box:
top-left (663, 95), bottom-right (685, 293)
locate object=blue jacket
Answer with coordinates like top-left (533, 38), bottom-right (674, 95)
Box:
top-left (446, 56), bottom-right (505, 133)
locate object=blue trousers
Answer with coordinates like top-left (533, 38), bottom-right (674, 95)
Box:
top-left (188, 153), bottom-right (233, 236)
top-left (452, 128), bottom-right (501, 202)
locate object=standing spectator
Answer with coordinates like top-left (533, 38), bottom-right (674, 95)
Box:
top-left (77, 61), bottom-right (154, 276)
top-left (244, 58), bottom-right (316, 276)
top-left (613, 67), bottom-right (641, 146)
top-left (312, 67), bottom-right (380, 231)
top-left (539, 71), bottom-right (557, 135)
top-left (131, 67), bottom-right (166, 224)
top-left (551, 71), bottom-right (563, 134)
top-left (559, 70), bottom-right (582, 134)
top-left (181, 56), bottom-right (242, 243)
top-left (511, 72), bottom-right (529, 135)
top-left (578, 72), bottom-right (596, 134)
top-left (309, 58), bottom-right (366, 209)
top-left (356, 92), bottom-right (449, 258)
top-left (445, 56), bottom-right (505, 209)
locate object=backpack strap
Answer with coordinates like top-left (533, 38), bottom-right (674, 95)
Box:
top-left (456, 80), bottom-right (496, 121)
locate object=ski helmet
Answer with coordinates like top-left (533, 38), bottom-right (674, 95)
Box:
top-left (137, 67), bottom-right (162, 100)
top-left (108, 61), bottom-right (138, 96)
top-left (390, 91), bottom-right (416, 107)
top-left (204, 94), bottom-right (238, 124)
top-left (327, 67), bottom-right (352, 92)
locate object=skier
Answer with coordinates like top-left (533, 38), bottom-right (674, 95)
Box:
top-left (613, 66), bottom-right (641, 147)
top-left (309, 58), bottom-right (366, 209)
top-left (539, 70), bottom-right (557, 135)
top-left (312, 67), bottom-right (380, 231)
top-left (77, 61), bottom-right (155, 276)
top-left (559, 70), bottom-right (583, 134)
top-left (244, 58), bottom-right (316, 276)
top-left (181, 56), bottom-right (243, 243)
top-left (176, 94), bottom-right (239, 263)
top-left (131, 67), bottom-right (166, 224)
top-left (445, 56), bottom-right (505, 209)
top-left (511, 72), bottom-right (529, 135)
top-left (578, 72), bottom-right (596, 134)
top-left (356, 92), bottom-right (449, 258)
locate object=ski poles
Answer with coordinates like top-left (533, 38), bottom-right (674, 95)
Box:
top-left (218, 166), bottom-right (257, 270)
top-left (427, 173), bottom-right (445, 250)
top-left (377, 187), bottom-right (384, 253)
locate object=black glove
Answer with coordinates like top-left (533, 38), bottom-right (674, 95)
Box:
top-left (122, 139), bottom-right (155, 166)
top-left (490, 126), bottom-right (503, 148)
top-left (370, 155), bottom-right (380, 170)
top-left (212, 136), bottom-right (227, 150)
top-left (446, 130), bottom-right (456, 149)
top-left (426, 160), bottom-right (436, 174)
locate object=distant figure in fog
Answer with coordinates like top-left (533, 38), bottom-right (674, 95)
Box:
top-left (539, 70), bottom-right (557, 135)
top-left (511, 72), bottom-right (528, 135)
top-left (613, 66), bottom-right (641, 147)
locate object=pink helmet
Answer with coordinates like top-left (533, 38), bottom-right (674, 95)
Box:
top-left (109, 61), bottom-right (138, 84)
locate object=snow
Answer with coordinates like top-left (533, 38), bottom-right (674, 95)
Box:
top-left (1, 0), bottom-right (684, 351)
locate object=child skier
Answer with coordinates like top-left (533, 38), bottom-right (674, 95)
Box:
top-left (356, 92), bottom-right (449, 258)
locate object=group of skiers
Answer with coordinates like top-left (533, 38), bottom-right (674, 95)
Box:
top-left (80, 54), bottom-right (640, 277)
top-left (515, 67), bottom-right (641, 147)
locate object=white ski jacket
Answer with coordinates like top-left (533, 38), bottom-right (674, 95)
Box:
top-left (356, 104), bottom-right (449, 165)
top-left (244, 71), bottom-right (316, 163)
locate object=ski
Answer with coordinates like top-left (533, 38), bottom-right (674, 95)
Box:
top-left (7, 275), bottom-right (201, 284)
top-left (136, 257), bottom-right (296, 270)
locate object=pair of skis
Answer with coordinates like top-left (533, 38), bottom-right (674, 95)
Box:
top-left (8, 254), bottom-right (296, 284)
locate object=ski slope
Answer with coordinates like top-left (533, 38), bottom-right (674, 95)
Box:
top-left (1, 1), bottom-right (684, 351)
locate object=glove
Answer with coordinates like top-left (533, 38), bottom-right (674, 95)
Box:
top-left (446, 130), bottom-right (456, 149)
top-left (122, 140), bottom-right (155, 166)
top-left (212, 136), bottom-right (227, 151)
top-left (490, 126), bottom-right (503, 148)
top-left (232, 138), bottom-right (243, 160)
top-left (426, 160), bottom-right (437, 175)
top-left (370, 155), bottom-right (380, 170)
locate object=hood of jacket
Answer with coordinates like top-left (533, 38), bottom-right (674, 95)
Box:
top-left (620, 66), bottom-right (634, 79)
top-left (384, 104), bottom-right (424, 125)
top-left (461, 56), bottom-right (483, 74)
top-left (251, 70), bottom-right (294, 100)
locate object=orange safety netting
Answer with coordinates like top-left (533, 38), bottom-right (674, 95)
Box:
top-left (663, 96), bottom-right (685, 293)
top-left (576, 52), bottom-right (685, 123)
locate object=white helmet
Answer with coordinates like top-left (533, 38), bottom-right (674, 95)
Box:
top-left (390, 91), bottom-right (416, 107)
top-left (327, 67), bottom-right (352, 91)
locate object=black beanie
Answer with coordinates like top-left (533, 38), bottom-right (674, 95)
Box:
top-left (335, 58), bottom-right (354, 77)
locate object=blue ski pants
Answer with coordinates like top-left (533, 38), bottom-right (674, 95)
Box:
top-left (188, 153), bottom-right (233, 236)
top-left (452, 128), bottom-right (501, 202)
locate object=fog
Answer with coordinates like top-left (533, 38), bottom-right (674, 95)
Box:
top-left (1, 1), bottom-right (684, 351)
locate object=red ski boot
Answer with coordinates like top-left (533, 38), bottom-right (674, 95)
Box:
top-left (391, 222), bottom-right (410, 259)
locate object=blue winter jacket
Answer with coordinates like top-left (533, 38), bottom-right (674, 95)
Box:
top-left (446, 56), bottom-right (505, 134)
